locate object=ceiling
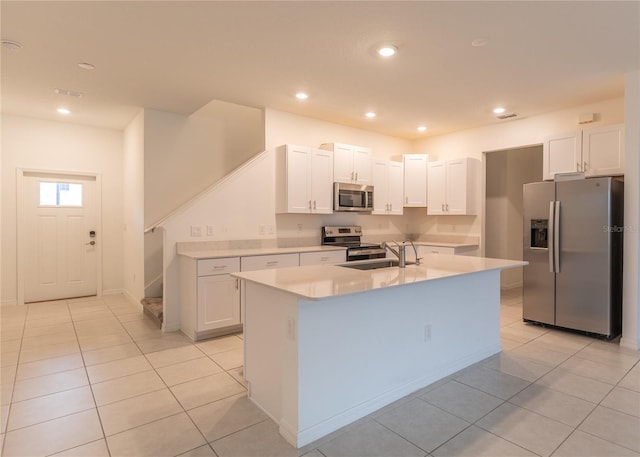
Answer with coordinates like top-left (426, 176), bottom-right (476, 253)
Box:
top-left (2, 1), bottom-right (639, 139)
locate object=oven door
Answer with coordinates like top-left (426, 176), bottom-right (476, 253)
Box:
top-left (334, 183), bottom-right (374, 212)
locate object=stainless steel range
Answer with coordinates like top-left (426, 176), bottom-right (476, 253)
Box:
top-left (321, 226), bottom-right (386, 261)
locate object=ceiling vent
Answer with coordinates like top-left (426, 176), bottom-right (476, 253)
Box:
top-left (496, 112), bottom-right (517, 120)
top-left (54, 88), bottom-right (84, 98)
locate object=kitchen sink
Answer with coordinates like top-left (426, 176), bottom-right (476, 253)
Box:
top-left (339, 259), bottom-right (416, 270)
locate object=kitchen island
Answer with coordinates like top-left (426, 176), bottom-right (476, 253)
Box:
top-left (232, 254), bottom-right (526, 448)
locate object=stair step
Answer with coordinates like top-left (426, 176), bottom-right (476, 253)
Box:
top-left (141, 297), bottom-right (163, 328)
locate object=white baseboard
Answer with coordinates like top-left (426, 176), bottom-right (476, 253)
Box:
top-left (1, 299), bottom-right (18, 306)
top-left (122, 290), bottom-right (143, 310)
top-left (102, 288), bottom-right (124, 295)
top-left (620, 336), bottom-right (640, 351)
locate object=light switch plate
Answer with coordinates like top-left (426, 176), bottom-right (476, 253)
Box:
top-left (206, 226), bottom-right (215, 236)
top-left (191, 225), bottom-right (203, 237)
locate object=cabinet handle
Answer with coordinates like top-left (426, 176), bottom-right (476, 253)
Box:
top-left (441, 203), bottom-right (444, 212)
top-left (583, 161), bottom-right (588, 173)
top-left (213, 265), bottom-right (226, 270)
top-left (351, 171), bottom-right (354, 181)
top-left (446, 203), bottom-right (449, 212)
top-left (308, 200), bottom-right (312, 210)
top-left (577, 161), bottom-right (581, 172)
top-left (355, 172), bottom-right (358, 181)
top-left (235, 278), bottom-right (239, 290)
top-left (313, 200), bottom-right (317, 209)
top-left (267, 261), bottom-right (279, 266)
top-left (320, 256), bottom-right (329, 261)
top-left (405, 196), bottom-right (408, 204)
top-left (389, 203), bottom-right (392, 212)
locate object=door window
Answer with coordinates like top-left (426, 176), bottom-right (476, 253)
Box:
top-left (39, 182), bottom-right (83, 207)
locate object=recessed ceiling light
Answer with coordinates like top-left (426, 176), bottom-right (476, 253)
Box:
top-left (77, 62), bottom-right (95, 70)
top-left (417, 126), bottom-right (427, 132)
top-left (471, 38), bottom-right (489, 47)
top-left (1, 39), bottom-right (23, 51)
top-left (57, 108), bottom-right (71, 115)
top-left (365, 112), bottom-right (376, 118)
top-left (295, 92), bottom-right (309, 100)
top-left (493, 107), bottom-right (506, 114)
top-left (377, 45), bottom-right (398, 57)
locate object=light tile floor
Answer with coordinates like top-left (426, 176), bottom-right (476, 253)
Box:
top-left (1, 290), bottom-right (639, 456)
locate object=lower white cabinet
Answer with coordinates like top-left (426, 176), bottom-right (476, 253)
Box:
top-left (180, 256), bottom-right (241, 341)
top-left (299, 250), bottom-right (345, 266)
top-left (241, 253), bottom-right (299, 271)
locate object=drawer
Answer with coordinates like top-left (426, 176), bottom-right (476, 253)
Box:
top-left (241, 253), bottom-right (299, 271)
top-left (418, 246), bottom-right (455, 255)
top-left (300, 250), bottom-right (346, 266)
top-left (197, 257), bottom-right (240, 276)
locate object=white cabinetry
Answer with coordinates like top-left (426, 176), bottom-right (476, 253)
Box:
top-left (180, 256), bottom-right (241, 341)
top-left (320, 143), bottom-right (372, 184)
top-left (299, 250), bottom-right (346, 266)
top-left (372, 159), bottom-right (404, 215)
top-left (403, 154), bottom-right (428, 207)
top-left (543, 124), bottom-right (624, 180)
top-left (241, 253), bottom-right (299, 272)
top-left (427, 158), bottom-right (478, 215)
top-left (276, 144), bottom-right (333, 214)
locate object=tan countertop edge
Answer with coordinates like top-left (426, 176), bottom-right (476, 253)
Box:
top-left (414, 241), bottom-right (478, 248)
top-left (177, 245), bottom-right (347, 260)
top-left (231, 255), bottom-right (527, 300)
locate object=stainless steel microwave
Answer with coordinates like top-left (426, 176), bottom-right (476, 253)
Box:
top-left (334, 182), bottom-right (374, 212)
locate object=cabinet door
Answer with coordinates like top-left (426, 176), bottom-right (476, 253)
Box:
top-left (387, 161), bottom-right (404, 215)
top-left (583, 124), bottom-right (624, 177)
top-left (197, 274), bottom-right (240, 331)
top-left (333, 144), bottom-right (354, 183)
top-left (371, 159), bottom-right (389, 214)
top-left (427, 161), bottom-right (446, 215)
top-left (353, 146), bottom-right (372, 184)
top-left (446, 158), bottom-right (469, 215)
top-left (286, 145), bottom-right (312, 213)
top-left (311, 148), bottom-right (334, 213)
top-left (403, 154), bottom-right (427, 207)
top-left (543, 132), bottom-right (581, 180)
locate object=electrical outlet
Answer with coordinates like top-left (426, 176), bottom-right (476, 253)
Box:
top-left (297, 223), bottom-right (303, 231)
top-left (207, 225), bottom-right (215, 236)
top-left (258, 225), bottom-right (266, 235)
top-left (268, 225), bottom-right (275, 234)
top-left (191, 225), bottom-right (203, 237)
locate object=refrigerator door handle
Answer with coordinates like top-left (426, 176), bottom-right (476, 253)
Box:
top-left (554, 201), bottom-right (561, 273)
top-left (548, 201), bottom-right (555, 273)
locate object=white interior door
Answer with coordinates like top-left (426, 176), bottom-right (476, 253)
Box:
top-left (23, 173), bottom-right (98, 303)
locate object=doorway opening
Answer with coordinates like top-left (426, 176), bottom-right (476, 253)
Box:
top-left (484, 145), bottom-right (543, 293)
top-left (17, 169), bottom-right (102, 304)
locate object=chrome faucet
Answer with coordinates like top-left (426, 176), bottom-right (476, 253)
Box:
top-left (381, 240), bottom-right (422, 267)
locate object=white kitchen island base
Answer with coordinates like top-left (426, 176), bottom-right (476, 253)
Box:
top-left (236, 259), bottom-right (520, 448)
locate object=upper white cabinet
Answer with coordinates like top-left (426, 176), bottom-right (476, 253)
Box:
top-left (403, 154), bottom-right (428, 207)
top-left (372, 159), bottom-right (404, 215)
top-left (320, 143), bottom-right (372, 184)
top-left (427, 158), bottom-right (478, 215)
top-left (543, 124), bottom-right (624, 180)
top-left (276, 144), bottom-right (333, 214)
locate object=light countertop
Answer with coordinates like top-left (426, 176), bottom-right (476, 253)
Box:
top-left (414, 241), bottom-right (478, 248)
top-left (232, 254), bottom-right (526, 300)
top-left (178, 245), bottom-right (346, 260)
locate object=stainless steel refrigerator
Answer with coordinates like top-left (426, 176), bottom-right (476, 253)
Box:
top-left (523, 177), bottom-right (623, 338)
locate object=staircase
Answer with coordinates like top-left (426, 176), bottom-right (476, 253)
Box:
top-left (141, 297), bottom-right (163, 328)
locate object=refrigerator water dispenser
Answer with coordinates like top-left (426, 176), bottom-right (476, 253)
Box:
top-left (530, 219), bottom-right (548, 248)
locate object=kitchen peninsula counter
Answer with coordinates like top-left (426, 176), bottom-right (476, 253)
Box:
top-left (233, 255), bottom-right (526, 448)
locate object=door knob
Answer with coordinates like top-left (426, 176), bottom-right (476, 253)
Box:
top-left (85, 241), bottom-right (96, 246)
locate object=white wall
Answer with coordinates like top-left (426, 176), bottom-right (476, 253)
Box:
top-left (144, 102), bottom-right (265, 229)
top-left (1, 114), bottom-right (124, 304)
top-left (622, 72), bottom-right (640, 350)
top-left (123, 111), bottom-right (145, 303)
top-left (485, 146), bottom-right (542, 289)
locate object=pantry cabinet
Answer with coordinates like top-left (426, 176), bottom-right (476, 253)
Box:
top-left (320, 143), bottom-right (372, 184)
top-left (543, 124), bottom-right (624, 180)
top-left (403, 154), bottom-right (428, 207)
top-left (427, 158), bottom-right (478, 215)
top-left (276, 144), bottom-right (333, 214)
top-left (372, 159), bottom-right (404, 215)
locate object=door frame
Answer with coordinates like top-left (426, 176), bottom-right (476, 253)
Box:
top-left (16, 168), bottom-right (103, 305)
